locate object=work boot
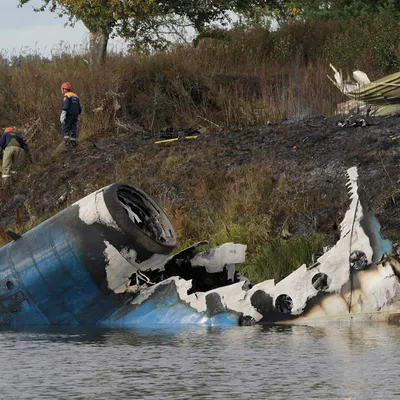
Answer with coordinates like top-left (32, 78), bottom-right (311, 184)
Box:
top-left (64, 137), bottom-right (70, 148)
top-left (70, 139), bottom-right (77, 148)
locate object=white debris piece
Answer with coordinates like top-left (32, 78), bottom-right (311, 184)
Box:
top-left (104, 241), bottom-right (169, 293)
top-left (191, 243), bottom-right (247, 273)
top-left (75, 187), bottom-right (121, 231)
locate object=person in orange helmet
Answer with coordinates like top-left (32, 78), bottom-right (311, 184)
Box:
top-left (60, 82), bottom-right (82, 148)
top-left (0, 127), bottom-right (32, 179)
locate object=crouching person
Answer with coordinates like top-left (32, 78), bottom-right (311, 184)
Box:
top-left (0, 127), bottom-right (32, 179)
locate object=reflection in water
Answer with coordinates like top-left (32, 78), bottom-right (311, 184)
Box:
top-left (0, 324), bottom-right (399, 399)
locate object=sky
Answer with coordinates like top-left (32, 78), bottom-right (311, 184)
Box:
top-left (0, 1), bottom-right (125, 57)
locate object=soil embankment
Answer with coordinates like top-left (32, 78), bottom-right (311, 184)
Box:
top-left (1, 113), bottom-right (400, 253)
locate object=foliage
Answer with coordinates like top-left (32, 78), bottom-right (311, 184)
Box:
top-left (293, 0), bottom-right (400, 20)
top-left (256, 0), bottom-right (400, 23)
top-left (243, 234), bottom-right (325, 283)
top-left (18, 0), bottom-right (156, 35)
top-left (18, 0), bottom-right (159, 62)
top-left (234, 6), bottom-right (274, 29)
top-left (126, 14), bottom-right (194, 54)
top-left (17, 0), bottom-right (279, 54)
top-left (324, 16), bottom-right (400, 75)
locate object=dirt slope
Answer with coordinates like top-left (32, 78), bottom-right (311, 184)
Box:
top-left (1, 113), bottom-right (400, 245)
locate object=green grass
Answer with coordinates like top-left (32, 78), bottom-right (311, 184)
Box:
top-left (242, 233), bottom-right (326, 283)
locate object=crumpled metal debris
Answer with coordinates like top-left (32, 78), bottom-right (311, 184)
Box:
top-left (329, 64), bottom-right (400, 116)
top-left (337, 117), bottom-right (367, 128)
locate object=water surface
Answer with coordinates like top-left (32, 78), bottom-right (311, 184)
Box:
top-left (1, 324), bottom-right (399, 399)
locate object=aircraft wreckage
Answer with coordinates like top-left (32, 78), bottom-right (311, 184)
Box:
top-left (328, 64), bottom-right (400, 116)
top-left (0, 166), bottom-right (400, 327)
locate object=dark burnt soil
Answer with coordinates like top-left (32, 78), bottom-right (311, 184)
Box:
top-left (2, 113), bottom-right (400, 245)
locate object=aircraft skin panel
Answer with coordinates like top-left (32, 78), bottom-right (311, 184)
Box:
top-left (101, 280), bottom-right (240, 327)
top-left (2, 222), bottom-right (124, 327)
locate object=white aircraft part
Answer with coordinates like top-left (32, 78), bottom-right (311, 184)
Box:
top-left (75, 187), bottom-right (121, 231)
top-left (191, 243), bottom-right (247, 273)
top-left (104, 241), bottom-right (169, 293)
top-left (353, 70), bottom-right (370, 86)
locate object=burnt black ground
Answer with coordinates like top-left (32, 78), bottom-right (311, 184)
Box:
top-left (2, 113), bottom-right (400, 245)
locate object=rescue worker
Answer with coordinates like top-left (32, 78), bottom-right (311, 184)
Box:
top-left (60, 82), bottom-right (82, 148)
top-left (0, 127), bottom-right (32, 179)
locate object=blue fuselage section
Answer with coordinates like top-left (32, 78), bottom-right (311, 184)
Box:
top-left (0, 219), bottom-right (124, 327)
top-left (0, 214), bottom-right (239, 328)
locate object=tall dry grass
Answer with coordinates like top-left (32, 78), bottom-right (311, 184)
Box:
top-left (2, 17), bottom-right (399, 140)
top-left (5, 17), bottom-right (400, 139)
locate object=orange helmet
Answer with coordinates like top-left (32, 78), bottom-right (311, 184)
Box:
top-left (4, 127), bottom-right (13, 133)
top-left (61, 82), bottom-right (72, 90)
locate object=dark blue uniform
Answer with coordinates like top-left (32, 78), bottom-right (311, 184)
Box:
top-left (0, 133), bottom-right (31, 178)
top-left (0, 133), bottom-right (27, 151)
top-left (61, 91), bottom-right (82, 143)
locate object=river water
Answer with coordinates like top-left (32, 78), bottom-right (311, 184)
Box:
top-left (0, 323), bottom-right (399, 399)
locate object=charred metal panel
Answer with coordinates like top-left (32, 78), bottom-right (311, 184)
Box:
top-left (0, 183), bottom-right (176, 327)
